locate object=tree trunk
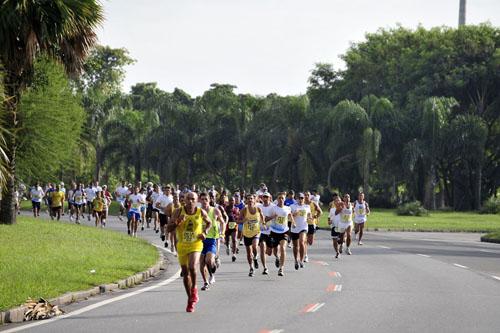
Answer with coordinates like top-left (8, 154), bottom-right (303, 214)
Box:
top-left (0, 83), bottom-right (19, 224)
top-left (423, 165), bottom-right (436, 210)
top-left (474, 164), bottom-right (482, 210)
top-left (94, 143), bottom-right (101, 182)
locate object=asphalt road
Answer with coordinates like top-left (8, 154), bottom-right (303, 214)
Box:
top-left (3, 213), bottom-right (500, 333)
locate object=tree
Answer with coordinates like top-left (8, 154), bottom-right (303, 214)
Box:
top-left (0, 0), bottom-right (103, 224)
top-left (78, 45), bottom-right (135, 181)
top-left (0, 76), bottom-right (10, 188)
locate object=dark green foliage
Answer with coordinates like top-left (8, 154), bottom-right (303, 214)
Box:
top-left (480, 197), bottom-right (500, 214)
top-left (397, 201), bottom-right (429, 217)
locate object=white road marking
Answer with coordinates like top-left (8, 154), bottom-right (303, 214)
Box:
top-left (334, 285), bottom-right (342, 292)
top-left (453, 263), bottom-right (468, 269)
top-left (269, 330), bottom-right (284, 333)
top-left (2, 249), bottom-right (181, 333)
top-left (480, 249), bottom-right (498, 254)
top-left (378, 245), bottom-right (391, 249)
top-left (307, 303), bottom-right (325, 313)
top-left (416, 254), bottom-right (431, 258)
top-left (492, 276), bottom-right (500, 281)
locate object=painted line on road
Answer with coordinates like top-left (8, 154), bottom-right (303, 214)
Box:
top-left (378, 245), bottom-right (391, 249)
top-left (326, 284), bottom-right (342, 292)
top-left (328, 271), bottom-right (342, 278)
top-left (492, 275), bottom-right (500, 281)
top-left (2, 250), bottom-right (181, 333)
top-left (416, 254), bottom-right (431, 258)
top-left (308, 303), bottom-right (325, 312)
top-left (312, 260), bottom-right (329, 266)
top-left (259, 330), bottom-right (284, 333)
top-left (453, 263), bottom-right (469, 269)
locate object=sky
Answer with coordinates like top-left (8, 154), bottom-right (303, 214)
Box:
top-left (96, 0), bottom-right (500, 97)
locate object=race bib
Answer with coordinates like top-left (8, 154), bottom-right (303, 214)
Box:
top-left (246, 220), bottom-right (257, 231)
top-left (299, 210), bottom-right (306, 217)
top-left (357, 208), bottom-right (365, 215)
top-left (132, 202), bottom-right (141, 209)
top-left (229, 222), bottom-right (237, 229)
top-left (75, 196), bottom-right (82, 202)
top-left (342, 214), bottom-right (351, 223)
top-left (276, 216), bottom-right (287, 225)
top-left (183, 231), bottom-right (195, 243)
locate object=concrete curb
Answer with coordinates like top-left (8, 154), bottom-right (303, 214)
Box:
top-left (0, 249), bottom-right (166, 324)
top-left (480, 236), bottom-right (500, 244)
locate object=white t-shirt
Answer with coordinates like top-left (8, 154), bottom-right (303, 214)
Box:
top-left (270, 205), bottom-right (291, 233)
top-left (30, 187), bottom-right (44, 202)
top-left (257, 202), bottom-right (275, 235)
top-left (115, 186), bottom-right (130, 202)
top-left (154, 194), bottom-right (173, 214)
top-left (291, 203), bottom-right (311, 233)
top-left (73, 190), bottom-right (85, 205)
top-left (128, 194), bottom-right (143, 212)
top-left (312, 194), bottom-right (321, 205)
top-left (85, 187), bottom-right (96, 202)
top-left (354, 200), bottom-right (368, 223)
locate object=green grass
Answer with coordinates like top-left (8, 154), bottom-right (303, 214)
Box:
top-left (318, 208), bottom-right (500, 232)
top-left (482, 231), bottom-right (500, 242)
top-left (0, 216), bottom-right (158, 311)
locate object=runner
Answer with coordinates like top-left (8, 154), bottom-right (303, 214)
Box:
top-left (72, 183), bottom-right (86, 224)
top-left (85, 182), bottom-right (96, 221)
top-left (224, 197), bottom-right (240, 262)
top-left (59, 182), bottom-right (66, 216)
top-left (267, 192), bottom-right (295, 276)
top-left (284, 190), bottom-right (296, 248)
top-left (148, 184), bottom-right (162, 232)
top-left (67, 182), bottom-right (77, 221)
top-left (139, 187), bottom-right (147, 231)
top-left (49, 184), bottom-right (65, 221)
top-left (234, 193), bottom-right (245, 246)
top-left (115, 181), bottom-right (130, 221)
top-left (168, 191), bottom-right (212, 312)
top-left (101, 185), bottom-right (113, 226)
top-left (353, 192), bottom-right (370, 245)
top-left (156, 185), bottom-right (173, 247)
top-left (341, 193), bottom-right (354, 255)
top-left (238, 194), bottom-right (264, 277)
top-left (210, 192), bottom-right (227, 269)
top-left (328, 193), bottom-right (343, 258)
top-left (304, 191), bottom-right (322, 262)
top-left (30, 182), bottom-right (44, 218)
top-left (44, 183), bottom-right (54, 217)
top-left (290, 193), bottom-right (311, 269)
top-left (165, 192), bottom-right (181, 253)
top-left (127, 186), bottom-right (144, 237)
top-left (92, 190), bottom-right (106, 227)
top-left (199, 192), bottom-right (224, 290)
top-left (257, 192), bottom-right (274, 275)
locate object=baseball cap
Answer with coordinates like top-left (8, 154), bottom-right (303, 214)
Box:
top-left (262, 192), bottom-right (271, 197)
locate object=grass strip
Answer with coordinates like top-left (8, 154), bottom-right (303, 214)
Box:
top-left (0, 216), bottom-right (158, 311)
top-left (317, 208), bottom-right (500, 232)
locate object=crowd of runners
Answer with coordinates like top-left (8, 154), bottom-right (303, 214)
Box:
top-left (26, 181), bottom-right (370, 313)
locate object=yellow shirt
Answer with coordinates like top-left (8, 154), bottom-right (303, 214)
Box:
top-left (50, 191), bottom-right (65, 207)
top-left (177, 207), bottom-right (204, 252)
top-left (309, 202), bottom-right (317, 225)
top-left (93, 197), bottom-right (105, 212)
top-left (242, 207), bottom-right (261, 238)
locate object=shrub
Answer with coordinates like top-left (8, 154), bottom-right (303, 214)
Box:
top-left (479, 196), bottom-right (500, 214)
top-left (396, 201), bottom-right (429, 216)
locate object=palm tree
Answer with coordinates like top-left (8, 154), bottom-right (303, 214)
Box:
top-left (459, 0), bottom-right (466, 26)
top-left (0, 1), bottom-right (104, 224)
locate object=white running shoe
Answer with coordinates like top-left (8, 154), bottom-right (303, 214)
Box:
top-left (346, 247), bottom-right (352, 255)
top-left (304, 255), bottom-right (309, 263)
top-left (209, 274), bottom-right (215, 284)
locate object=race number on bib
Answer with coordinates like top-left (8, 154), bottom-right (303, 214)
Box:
top-left (276, 216), bottom-right (287, 225)
top-left (228, 222), bottom-right (237, 229)
top-left (183, 231), bottom-right (195, 243)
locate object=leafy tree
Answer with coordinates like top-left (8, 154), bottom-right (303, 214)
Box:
top-left (0, 0), bottom-right (103, 224)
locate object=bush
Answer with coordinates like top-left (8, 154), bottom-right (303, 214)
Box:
top-left (479, 196), bottom-right (500, 214)
top-left (396, 201), bottom-right (429, 216)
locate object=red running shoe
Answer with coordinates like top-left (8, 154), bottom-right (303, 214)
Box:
top-left (191, 287), bottom-right (199, 304)
top-left (186, 300), bottom-right (195, 312)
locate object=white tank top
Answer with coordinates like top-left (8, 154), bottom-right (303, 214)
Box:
top-left (354, 200), bottom-right (367, 223)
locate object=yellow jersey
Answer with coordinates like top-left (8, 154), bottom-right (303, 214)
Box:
top-left (242, 207), bottom-right (261, 238)
top-left (177, 207), bottom-right (204, 252)
top-left (50, 191), bottom-right (65, 207)
top-left (309, 202), bottom-right (317, 225)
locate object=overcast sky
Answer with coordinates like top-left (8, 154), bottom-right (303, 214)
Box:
top-left (96, 0), bottom-right (500, 97)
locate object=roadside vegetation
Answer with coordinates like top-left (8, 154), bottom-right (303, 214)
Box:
top-left (0, 216), bottom-right (158, 311)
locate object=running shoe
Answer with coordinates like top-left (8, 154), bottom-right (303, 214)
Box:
top-left (215, 257), bottom-right (221, 268)
top-left (335, 252), bottom-right (339, 259)
top-left (278, 268), bottom-right (284, 276)
top-left (141, 226), bottom-right (144, 231)
top-left (191, 287), bottom-right (199, 304)
top-left (209, 274), bottom-right (215, 284)
top-left (253, 258), bottom-right (259, 269)
top-left (186, 300), bottom-right (195, 313)
top-left (226, 247), bottom-right (230, 255)
top-left (118, 216), bottom-right (123, 221)
top-left (275, 257), bottom-right (279, 268)
top-left (287, 243), bottom-right (292, 248)
top-left (70, 216), bottom-right (73, 222)
top-left (164, 241), bottom-right (168, 248)
top-left (249, 268), bottom-right (254, 277)
top-left (232, 255), bottom-right (236, 262)
top-left (127, 230), bottom-right (131, 235)
top-left (300, 262), bottom-right (304, 268)
top-left (161, 234), bottom-right (165, 241)
top-left (155, 229), bottom-right (159, 234)
top-left (201, 282), bottom-right (210, 291)
top-left (339, 244), bottom-right (343, 253)
top-left (295, 262), bottom-right (299, 270)
top-left (239, 240), bottom-right (243, 246)
top-left (346, 248), bottom-right (352, 255)
top-left (358, 241), bottom-right (363, 245)
top-left (262, 267), bottom-right (269, 275)
top-left (304, 255), bottom-right (309, 263)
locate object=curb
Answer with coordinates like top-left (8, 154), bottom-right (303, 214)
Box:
top-left (0, 249), bottom-right (166, 324)
top-left (480, 236), bottom-right (500, 244)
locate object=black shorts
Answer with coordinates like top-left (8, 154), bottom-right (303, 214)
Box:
top-left (308, 224), bottom-right (316, 235)
top-left (244, 236), bottom-right (259, 247)
top-left (68, 202), bottom-right (74, 210)
top-left (225, 228), bottom-right (237, 237)
top-left (32, 201), bottom-right (41, 210)
top-left (291, 230), bottom-right (307, 241)
top-left (270, 231), bottom-right (289, 248)
top-left (153, 208), bottom-right (161, 214)
top-left (51, 206), bottom-right (62, 214)
top-left (159, 214), bottom-right (168, 227)
top-left (259, 233), bottom-right (272, 246)
top-left (331, 227), bottom-right (344, 242)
